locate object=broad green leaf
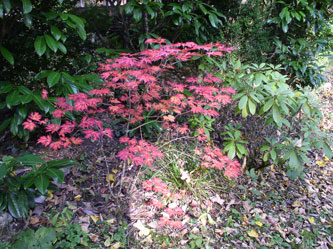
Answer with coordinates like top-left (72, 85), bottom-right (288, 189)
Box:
top-left (47, 168), bottom-right (64, 183)
top-left (0, 164), bottom-right (7, 180)
top-left (22, 0), bottom-right (32, 14)
top-left (260, 145), bottom-right (270, 152)
top-left (76, 25), bottom-right (86, 40)
top-left (323, 142), bottom-right (332, 159)
top-left (34, 174), bottom-right (49, 194)
top-left (46, 159), bottom-right (77, 168)
top-left (0, 193), bottom-right (6, 211)
top-left (17, 86), bottom-right (32, 96)
top-left (0, 81), bottom-right (13, 93)
top-left (241, 105), bottom-right (248, 118)
top-left (286, 167), bottom-right (300, 180)
top-left (68, 14), bottom-right (84, 27)
top-left (238, 95), bottom-right (248, 109)
top-left (17, 106), bottom-right (27, 119)
top-left (227, 145), bottom-right (236, 159)
top-left (272, 105), bottom-right (281, 124)
top-left (16, 154), bottom-right (44, 166)
top-left (35, 227), bottom-right (57, 247)
top-left (248, 99), bottom-right (256, 115)
top-left (8, 192), bottom-right (28, 218)
top-left (50, 25), bottom-right (61, 40)
top-left (6, 90), bottom-right (20, 106)
top-left (0, 118), bottom-right (11, 132)
top-left (0, 45), bottom-right (14, 65)
top-left (20, 94), bottom-right (33, 104)
top-left (57, 42), bottom-right (67, 54)
top-left (3, 0), bottom-right (11, 12)
top-left (270, 150), bottom-right (277, 161)
top-left (133, 8), bottom-right (142, 21)
top-left (289, 150), bottom-right (302, 167)
top-left (44, 34), bottom-right (58, 52)
top-left (236, 143), bottom-right (247, 155)
top-left (34, 36), bottom-right (46, 56)
top-left (32, 94), bottom-right (50, 113)
top-left (23, 13), bottom-right (32, 28)
top-left (47, 71), bottom-right (61, 87)
top-left (208, 13), bottom-right (218, 28)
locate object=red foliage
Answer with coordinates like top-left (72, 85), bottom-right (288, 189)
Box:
top-left (24, 38), bottom-right (241, 178)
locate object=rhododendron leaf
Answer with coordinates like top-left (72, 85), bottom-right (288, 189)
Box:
top-left (272, 105), bottom-right (281, 124)
top-left (33, 94), bottom-right (50, 113)
top-left (0, 45), bottom-right (14, 65)
top-left (44, 34), bottom-right (58, 52)
top-left (238, 95), bottom-right (248, 110)
top-left (47, 72), bottom-right (61, 87)
top-left (34, 174), bottom-right (49, 194)
top-left (16, 154), bottom-right (44, 166)
top-left (22, 0), bottom-right (32, 14)
top-left (0, 82), bottom-right (13, 93)
top-left (6, 90), bottom-right (21, 107)
top-left (46, 159), bottom-right (77, 168)
top-left (8, 192), bottom-right (28, 218)
top-left (47, 168), bottom-right (64, 183)
top-left (34, 36), bottom-right (46, 56)
top-left (323, 142), bottom-right (332, 159)
top-left (248, 99), bottom-right (256, 115)
top-left (227, 145), bottom-right (236, 159)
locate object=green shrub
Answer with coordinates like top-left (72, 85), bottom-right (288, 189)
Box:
top-left (0, 154), bottom-right (76, 218)
top-left (206, 58), bottom-right (332, 179)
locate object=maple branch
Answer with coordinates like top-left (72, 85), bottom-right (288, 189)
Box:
top-left (127, 119), bottom-right (162, 133)
top-left (158, 136), bottom-right (194, 150)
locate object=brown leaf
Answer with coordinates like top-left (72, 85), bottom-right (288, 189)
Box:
top-left (211, 194), bottom-right (225, 206)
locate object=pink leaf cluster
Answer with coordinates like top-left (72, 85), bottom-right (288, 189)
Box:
top-left (24, 38), bottom-right (241, 178)
top-left (142, 177), bottom-right (185, 229)
top-left (118, 138), bottom-right (163, 167)
top-left (195, 146), bottom-right (241, 178)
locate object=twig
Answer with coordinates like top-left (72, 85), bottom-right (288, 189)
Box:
top-left (100, 140), bottom-right (116, 198)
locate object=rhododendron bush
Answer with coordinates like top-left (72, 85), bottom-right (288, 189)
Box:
top-left (24, 38), bottom-right (241, 178)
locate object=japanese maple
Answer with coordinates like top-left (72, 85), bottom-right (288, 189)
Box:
top-left (24, 38), bottom-right (240, 179)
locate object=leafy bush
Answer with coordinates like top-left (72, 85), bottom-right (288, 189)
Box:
top-left (24, 38), bottom-right (241, 180)
top-left (210, 59), bottom-right (332, 179)
top-left (0, 0), bottom-right (102, 140)
top-left (0, 154), bottom-right (76, 218)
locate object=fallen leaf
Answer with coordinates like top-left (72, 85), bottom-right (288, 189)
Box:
top-left (292, 200), bottom-right (302, 207)
top-left (110, 242), bottom-right (121, 249)
top-left (104, 237), bottom-right (111, 247)
top-left (89, 233), bottom-right (99, 242)
top-left (74, 194), bottom-right (82, 201)
top-left (255, 221), bottom-right (263, 227)
top-left (90, 215), bottom-right (100, 223)
top-left (211, 194), bottom-right (225, 206)
top-left (316, 161), bottom-right (326, 166)
top-left (243, 201), bottom-right (252, 213)
top-left (224, 227), bottom-right (238, 235)
top-left (133, 220), bottom-right (150, 237)
top-left (106, 174), bottom-right (115, 182)
top-left (180, 169), bottom-right (191, 183)
top-left (30, 217), bottom-right (40, 225)
top-left (308, 217), bottom-right (315, 224)
top-left (247, 229), bottom-right (259, 238)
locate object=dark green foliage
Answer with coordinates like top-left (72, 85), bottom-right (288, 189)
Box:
top-left (11, 227), bottom-right (57, 249)
top-left (0, 154), bottom-right (76, 218)
top-left (55, 223), bottom-right (89, 249)
top-left (0, 0), bottom-right (101, 140)
top-left (203, 58), bottom-right (332, 179)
